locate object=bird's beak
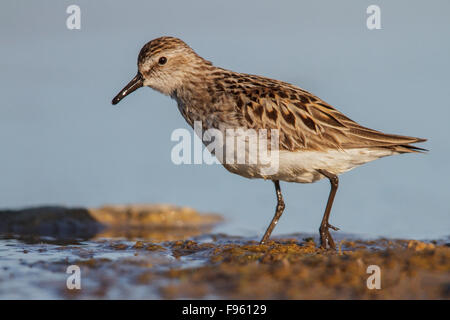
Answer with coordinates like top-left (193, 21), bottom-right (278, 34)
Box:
top-left (112, 73), bottom-right (143, 105)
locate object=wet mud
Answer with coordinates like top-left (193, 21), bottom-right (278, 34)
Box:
top-left (0, 205), bottom-right (448, 299)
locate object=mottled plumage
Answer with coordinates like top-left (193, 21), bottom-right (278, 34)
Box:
top-left (112, 36), bottom-right (426, 249)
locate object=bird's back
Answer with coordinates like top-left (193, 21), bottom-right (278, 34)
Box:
top-left (195, 68), bottom-right (426, 154)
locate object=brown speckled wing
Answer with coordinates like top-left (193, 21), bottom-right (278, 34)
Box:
top-left (232, 80), bottom-right (426, 152)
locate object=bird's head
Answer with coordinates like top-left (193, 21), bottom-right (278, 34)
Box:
top-left (112, 37), bottom-right (210, 105)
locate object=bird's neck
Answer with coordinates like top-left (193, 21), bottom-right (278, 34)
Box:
top-left (171, 66), bottom-right (229, 128)
top-left (171, 66), bottom-right (217, 106)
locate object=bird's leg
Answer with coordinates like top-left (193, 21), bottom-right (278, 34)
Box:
top-left (260, 180), bottom-right (285, 245)
top-left (317, 169), bottom-right (340, 249)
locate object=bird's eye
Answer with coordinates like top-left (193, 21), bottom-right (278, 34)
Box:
top-left (158, 57), bottom-right (167, 65)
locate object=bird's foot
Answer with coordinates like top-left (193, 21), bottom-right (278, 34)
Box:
top-left (319, 223), bottom-right (339, 250)
top-left (328, 224), bottom-right (340, 231)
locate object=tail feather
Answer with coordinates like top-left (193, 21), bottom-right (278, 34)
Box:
top-left (342, 123), bottom-right (428, 153)
top-left (390, 141), bottom-right (428, 154)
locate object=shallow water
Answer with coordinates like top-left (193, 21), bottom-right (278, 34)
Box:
top-left (0, 204), bottom-right (448, 299)
top-left (1, 229), bottom-right (448, 299)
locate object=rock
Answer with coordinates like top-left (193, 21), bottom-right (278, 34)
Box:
top-left (0, 204), bottom-right (222, 239)
top-left (407, 240), bottom-right (435, 251)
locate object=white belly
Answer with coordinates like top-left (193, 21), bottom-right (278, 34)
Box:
top-left (223, 148), bottom-right (395, 183)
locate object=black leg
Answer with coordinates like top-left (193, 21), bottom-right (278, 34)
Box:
top-left (260, 180), bottom-right (285, 245)
top-left (317, 169), bottom-right (340, 249)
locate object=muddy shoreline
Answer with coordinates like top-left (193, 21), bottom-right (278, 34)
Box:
top-left (0, 205), bottom-right (448, 299)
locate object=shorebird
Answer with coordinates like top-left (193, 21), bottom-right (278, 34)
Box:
top-left (112, 37), bottom-right (426, 249)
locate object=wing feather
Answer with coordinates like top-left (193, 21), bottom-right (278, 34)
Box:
top-left (233, 82), bottom-right (426, 153)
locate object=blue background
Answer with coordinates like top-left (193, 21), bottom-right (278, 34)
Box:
top-left (0, 1), bottom-right (448, 239)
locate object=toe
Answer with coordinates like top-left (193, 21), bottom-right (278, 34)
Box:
top-left (328, 224), bottom-right (340, 231)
